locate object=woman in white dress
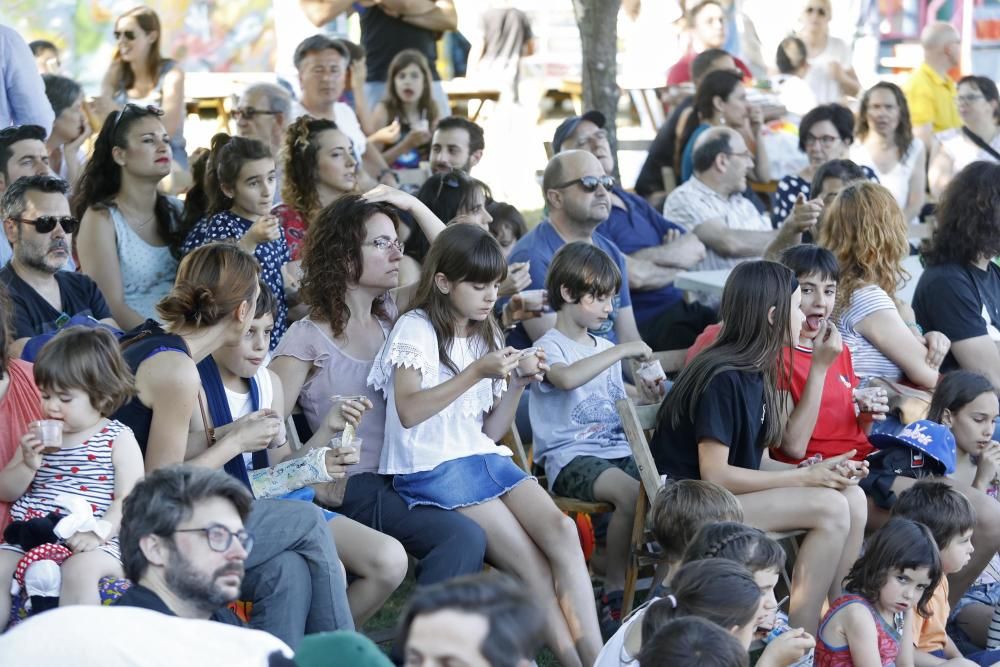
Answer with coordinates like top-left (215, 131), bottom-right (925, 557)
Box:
top-left (929, 75), bottom-right (1000, 198)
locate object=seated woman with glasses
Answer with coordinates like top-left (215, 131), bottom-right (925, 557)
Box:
top-left (73, 103), bottom-right (187, 330)
top-left (929, 76), bottom-right (1000, 198)
top-left (98, 6), bottom-right (187, 169)
top-left (772, 104), bottom-right (876, 225)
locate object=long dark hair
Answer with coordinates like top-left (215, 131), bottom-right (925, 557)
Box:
top-left (660, 261), bottom-right (797, 448)
top-left (676, 69), bottom-right (743, 174)
top-left (843, 518), bottom-right (942, 618)
top-left (924, 161), bottom-right (1000, 266)
top-left (381, 49), bottom-right (439, 128)
top-left (111, 6), bottom-right (169, 93)
top-left (645, 558), bottom-right (760, 632)
top-left (72, 105), bottom-right (186, 254)
top-left (408, 170), bottom-right (491, 263)
top-left (182, 133), bottom-right (272, 225)
top-left (407, 224), bottom-right (507, 376)
top-left (927, 370), bottom-right (996, 423)
top-left (281, 116), bottom-right (346, 224)
top-left (856, 82), bottom-right (915, 159)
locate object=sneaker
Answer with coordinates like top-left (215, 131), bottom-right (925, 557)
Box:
top-left (598, 589), bottom-right (624, 641)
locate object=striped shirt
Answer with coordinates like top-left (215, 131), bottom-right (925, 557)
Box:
top-left (836, 285), bottom-right (902, 381)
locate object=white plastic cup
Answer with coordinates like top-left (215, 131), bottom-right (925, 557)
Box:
top-left (31, 419), bottom-right (63, 453)
top-left (519, 290), bottom-right (546, 312)
top-left (637, 360), bottom-right (666, 385)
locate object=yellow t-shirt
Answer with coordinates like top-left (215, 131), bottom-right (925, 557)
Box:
top-left (916, 578), bottom-right (949, 652)
top-left (904, 62), bottom-right (961, 133)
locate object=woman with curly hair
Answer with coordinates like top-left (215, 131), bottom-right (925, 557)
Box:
top-left (271, 116), bottom-right (358, 262)
top-left (269, 187), bottom-right (495, 587)
top-left (817, 181), bottom-right (947, 389)
top-left (914, 161), bottom-right (1000, 389)
top-left (850, 82), bottom-right (926, 226)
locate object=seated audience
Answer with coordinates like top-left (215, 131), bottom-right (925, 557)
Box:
top-left (397, 573), bottom-right (545, 667)
top-left (0, 327), bottom-right (142, 628)
top-left (41, 74), bottom-right (88, 189)
top-left (554, 111), bottom-right (710, 355)
top-left (666, 1), bottom-right (751, 86)
top-left (638, 617), bottom-right (749, 667)
top-left (194, 282), bottom-right (407, 626)
top-left (99, 6), bottom-right (187, 168)
top-left (370, 223), bottom-right (602, 666)
top-left (270, 191), bottom-right (488, 591)
top-left (182, 134), bottom-right (290, 348)
top-left (676, 69), bottom-right (768, 184)
top-left (486, 200), bottom-right (526, 259)
top-left (651, 260), bottom-right (867, 635)
top-left (289, 35), bottom-right (391, 188)
top-left (795, 0), bottom-right (860, 105)
top-left (914, 162), bottom-right (1000, 388)
top-left (111, 243), bottom-right (354, 646)
top-left (0, 286), bottom-right (42, 532)
top-left (772, 104), bottom-right (874, 225)
top-left (773, 36), bottom-right (817, 118)
top-left (850, 83), bottom-right (926, 226)
top-left (368, 49), bottom-right (438, 170)
top-left (116, 465), bottom-right (252, 624)
top-left (904, 21), bottom-right (962, 150)
top-left (430, 115), bottom-right (484, 175)
top-left (272, 116), bottom-right (358, 262)
top-left (28, 40), bottom-right (61, 75)
top-left (0, 125), bottom-right (52, 267)
top-left (74, 104), bottom-right (184, 329)
top-left (233, 83), bottom-right (293, 206)
top-left (818, 181), bottom-right (947, 388)
top-left (635, 47), bottom-right (738, 206)
top-left (808, 159), bottom-right (870, 209)
top-left (1, 175), bottom-right (117, 357)
top-left (929, 76), bottom-right (1000, 199)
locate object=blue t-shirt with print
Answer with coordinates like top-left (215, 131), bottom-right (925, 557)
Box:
top-left (502, 220), bottom-right (631, 349)
top-left (596, 186), bottom-right (686, 326)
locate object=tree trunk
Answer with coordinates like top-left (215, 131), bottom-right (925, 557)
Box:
top-left (572, 0), bottom-right (622, 178)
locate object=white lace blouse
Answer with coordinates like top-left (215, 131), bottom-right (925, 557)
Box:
top-left (367, 310), bottom-right (511, 474)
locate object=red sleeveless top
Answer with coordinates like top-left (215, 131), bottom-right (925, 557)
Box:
top-left (815, 594), bottom-right (901, 667)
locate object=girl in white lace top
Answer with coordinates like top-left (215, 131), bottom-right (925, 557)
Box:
top-left (368, 224), bottom-right (603, 667)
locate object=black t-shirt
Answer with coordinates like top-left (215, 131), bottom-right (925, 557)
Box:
top-left (116, 583), bottom-right (243, 626)
top-left (913, 261), bottom-right (1000, 372)
top-left (361, 7), bottom-right (440, 82)
top-left (650, 369), bottom-right (767, 479)
top-left (0, 265), bottom-right (112, 339)
top-left (634, 97), bottom-right (692, 198)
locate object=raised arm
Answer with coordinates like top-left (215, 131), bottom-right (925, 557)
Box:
top-left (546, 342), bottom-right (647, 391)
top-left (380, 0), bottom-right (458, 32)
top-left (160, 66), bottom-right (186, 140)
top-left (300, 0), bottom-right (355, 26)
top-left (77, 207), bottom-right (147, 330)
top-left (778, 324), bottom-right (842, 460)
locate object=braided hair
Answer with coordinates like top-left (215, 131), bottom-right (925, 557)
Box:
top-left (681, 521), bottom-right (786, 573)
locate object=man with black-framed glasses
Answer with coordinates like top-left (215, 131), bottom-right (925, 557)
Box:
top-left (0, 175), bottom-right (117, 357)
top-left (235, 84), bottom-right (293, 205)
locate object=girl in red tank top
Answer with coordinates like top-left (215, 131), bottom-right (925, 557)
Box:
top-left (816, 518), bottom-right (942, 666)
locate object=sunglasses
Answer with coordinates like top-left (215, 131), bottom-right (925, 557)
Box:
top-left (111, 103), bottom-right (164, 137)
top-left (552, 175), bottom-right (616, 193)
top-left (13, 215), bottom-right (80, 235)
top-left (232, 107), bottom-right (281, 121)
top-left (805, 6), bottom-right (827, 16)
top-left (114, 30), bottom-right (137, 41)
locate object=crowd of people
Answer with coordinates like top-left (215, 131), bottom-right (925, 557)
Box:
top-left (3, 1), bottom-right (1000, 666)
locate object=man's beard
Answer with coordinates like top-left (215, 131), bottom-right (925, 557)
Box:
top-left (164, 547), bottom-right (245, 614)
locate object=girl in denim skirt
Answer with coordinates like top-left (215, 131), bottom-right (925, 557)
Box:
top-left (369, 223), bottom-right (602, 667)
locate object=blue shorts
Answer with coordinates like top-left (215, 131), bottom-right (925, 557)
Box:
top-left (949, 581), bottom-right (1000, 655)
top-left (393, 454), bottom-right (531, 510)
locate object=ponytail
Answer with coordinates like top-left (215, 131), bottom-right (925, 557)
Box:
top-left (646, 559), bottom-right (759, 633)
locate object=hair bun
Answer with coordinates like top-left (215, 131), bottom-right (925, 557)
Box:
top-left (156, 281), bottom-right (219, 326)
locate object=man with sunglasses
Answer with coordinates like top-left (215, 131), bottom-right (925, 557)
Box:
top-left (234, 83), bottom-right (293, 204)
top-left (0, 175), bottom-right (116, 357)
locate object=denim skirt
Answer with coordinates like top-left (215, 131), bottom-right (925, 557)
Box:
top-left (393, 454), bottom-right (531, 510)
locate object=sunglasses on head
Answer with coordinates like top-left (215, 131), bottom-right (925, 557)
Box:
top-left (12, 215), bottom-right (79, 235)
top-left (552, 175), bottom-right (616, 193)
top-left (110, 103), bottom-right (164, 138)
top-left (114, 30), bottom-right (137, 41)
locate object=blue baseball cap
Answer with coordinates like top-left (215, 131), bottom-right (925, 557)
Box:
top-left (868, 420), bottom-right (957, 475)
top-left (552, 110), bottom-right (606, 154)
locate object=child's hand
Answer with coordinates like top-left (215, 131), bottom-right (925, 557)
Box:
top-left (325, 396), bottom-right (373, 432)
top-left (759, 628), bottom-right (815, 667)
top-left (370, 119), bottom-right (402, 146)
top-left (621, 341), bottom-right (653, 362)
top-left (510, 348), bottom-right (548, 388)
top-left (231, 410), bottom-right (282, 453)
top-left (246, 215), bottom-right (282, 246)
top-left (472, 347), bottom-right (520, 380)
top-left (324, 444), bottom-right (360, 478)
top-left (66, 531), bottom-right (104, 553)
top-left (499, 263), bottom-right (532, 297)
top-left (19, 432), bottom-right (45, 471)
top-left (853, 387), bottom-right (889, 420)
top-left (975, 441), bottom-right (1000, 488)
top-left (812, 319), bottom-right (842, 368)
top-left (786, 193), bottom-right (823, 234)
top-left (802, 450), bottom-right (859, 489)
top-left (636, 376), bottom-right (665, 404)
top-left (405, 127), bottom-right (432, 149)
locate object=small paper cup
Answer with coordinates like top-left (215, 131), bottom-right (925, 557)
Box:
top-left (637, 360), bottom-right (666, 384)
top-left (516, 349), bottom-right (541, 377)
top-left (519, 290), bottom-right (546, 312)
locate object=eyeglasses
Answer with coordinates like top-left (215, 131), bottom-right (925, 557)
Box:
top-left (366, 237), bottom-right (405, 253)
top-left (12, 215), bottom-right (79, 235)
top-left (804, 6), bottom-right (827, 16)
top-left (725, 150), bottom-right (755, 161)
top-left (111, 103), bottom-right (164, 138)
top-left (232, 107), bottom-right (281, 121)
top-left (804, 134), bottom-right (841, 148)
top-left (174, 524), bottom-right (254, 553)
top-left (114, 30), bottom-right (137, 41)
top-left (957, 94), bottom-right (985, 105)
top-left (551, 175), bottom-right (616, 192)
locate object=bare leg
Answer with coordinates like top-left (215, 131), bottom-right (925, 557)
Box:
top-left (328, 516), bottom-right (408, 627)
top-left (0, 550), bottom-right (22, 631)
top-left (592, 468), bottom-right (640, 592)
top-left (59, 550), bottom-right (122, 606)
top-left (739, 486), bottom-right (852, 635)
top-left (503, 480), bottom-right (604, 666)
top-left (459, 496), bottom-right (582, 667)
top-left (831, 485), bottom-right (868, 602)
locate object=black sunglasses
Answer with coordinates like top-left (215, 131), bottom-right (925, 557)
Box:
top-left (805, 6), bottom-right (827, 16)
top-left (232, 107), bottom-right (281, 121)
top-left (13, 215), bottom-right (80, 235)
top-left (111, 103), bottom-right (164, 138)
top-left (552, 175), bottom-right (615, 193)
top-left (114, 30), bottom-right (137, 41)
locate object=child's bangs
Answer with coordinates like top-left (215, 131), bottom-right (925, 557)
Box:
top-left (459, 235), bottom-right (508, 284)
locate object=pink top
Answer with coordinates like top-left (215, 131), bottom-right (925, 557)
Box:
top-left (816, 594), bottom-right (900, 667)
top-left (272, 296), bottom-right (397, 475)
top-left (0, 359), bottom-right (44, 532)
